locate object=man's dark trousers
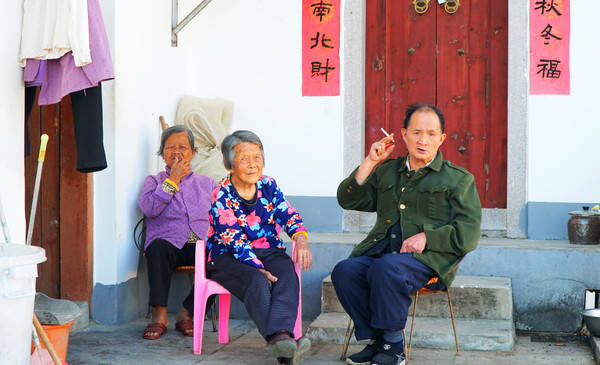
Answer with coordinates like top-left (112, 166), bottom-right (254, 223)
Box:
top-left (331, 253), bottom-right (442, 341)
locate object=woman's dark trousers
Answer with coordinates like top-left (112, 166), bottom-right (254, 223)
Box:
top-left (145, 239), bottom-right (195, 313)
top-left (206, 248), bottom-right (299, 339)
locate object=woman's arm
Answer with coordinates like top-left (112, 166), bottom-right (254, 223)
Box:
top-left (138, 175), bottom-right (175, 218)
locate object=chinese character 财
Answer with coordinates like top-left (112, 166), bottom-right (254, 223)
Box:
top-left (311, 1), bottom-right (333, 22)
top-left (310, 32), bottom-right (335, 49)
top-left (534, 0), bottom-right (562, 16)
top-left (536, 59), bottom-right (561, 78)
top-left (311, 58), bottom-right (335, 82)
top-left (540, 24), bottom-right (562, 45)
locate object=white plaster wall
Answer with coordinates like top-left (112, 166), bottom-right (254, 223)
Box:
top-left (528, 0), bottom-right (600, 203)
top-left (94, 0), bottom-right (344, 285)
top-left (0, 0), bottom-right (26, 244)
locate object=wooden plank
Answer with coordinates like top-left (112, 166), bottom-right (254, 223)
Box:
top-left (365, 0), bottom-right (387, 152)
top-left (436, 0), bottom-right (507, 208)
top-left (486, 0), bottom-right (508, 208)
top-left (59, 95), bottom-right (93, 302)
top-left (386, 0), bottom-right (437, 158)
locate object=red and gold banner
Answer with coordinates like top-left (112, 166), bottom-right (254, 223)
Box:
top-left (530, 0), bottom-right (570, 95)
top-left (302, 0), bottom-right (340, 96)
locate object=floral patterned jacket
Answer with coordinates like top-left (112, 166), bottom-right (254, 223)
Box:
top-left (206, 175), bottom-right (308, 269)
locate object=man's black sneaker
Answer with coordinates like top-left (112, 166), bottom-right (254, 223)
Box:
top-left (370, 342), bottom-right (405, 365)
top-left (346, 339), bottom-right (380, 365)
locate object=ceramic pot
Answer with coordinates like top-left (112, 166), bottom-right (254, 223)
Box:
top-left (568, 207), bottom-right (600, 245)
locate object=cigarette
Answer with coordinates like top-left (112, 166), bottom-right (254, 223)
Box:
top-left (380, 127), bottom-right (394, 149)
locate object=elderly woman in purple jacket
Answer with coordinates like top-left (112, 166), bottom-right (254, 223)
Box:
top-left (138, 125), bottom-right (216, 340)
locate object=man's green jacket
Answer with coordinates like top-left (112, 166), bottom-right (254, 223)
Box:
top-left (337, 151), bottom-right (482, 288)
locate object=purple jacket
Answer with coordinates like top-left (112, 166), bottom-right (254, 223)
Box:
top-left (23, 0), bottom-right (114, 105)
top-left (138, 169), bottom-right (216, 250)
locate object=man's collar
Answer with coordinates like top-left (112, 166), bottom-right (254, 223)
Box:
top-left (398, 150), bottom-right (443, 172)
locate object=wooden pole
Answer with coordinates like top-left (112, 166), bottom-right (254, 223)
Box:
top-left (33, 314), bottom-right (62, 365)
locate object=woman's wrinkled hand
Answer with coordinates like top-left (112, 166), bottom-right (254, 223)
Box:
top-left (258, 268), bottom-right (278, 283)
top-left (293, 234), bottom-right (313, 271)
top-left (169, 158), bottom-right (191, 185)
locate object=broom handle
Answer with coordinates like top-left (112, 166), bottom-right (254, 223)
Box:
top-left (33, 314), bottom-right (62, 365)
top-left (26, 134), bottom-right (48, 246)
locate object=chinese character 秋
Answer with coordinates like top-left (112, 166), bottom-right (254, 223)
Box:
top-left (311, 58), bottom-right (335, 82)
top-left (534, 0), bottom-right (562, 16)
top-left (310, 32), bottom-right (334, 49)
top-left (311, 1), bottom-right (333, 22)
top-left (536, 59), bottom-right (561, 78)
top-left (540, 24), bottom-right (562, 45)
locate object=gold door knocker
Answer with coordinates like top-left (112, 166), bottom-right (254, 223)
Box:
top-left (444, 0), bottom-right (460, 14)
top-left (413, 0), bottom-right (430, 15)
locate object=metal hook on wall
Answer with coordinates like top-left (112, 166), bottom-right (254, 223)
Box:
top-left (413, 0), bottom-right (430, 15)
top-left (444, 0), bottom-right (460, 14)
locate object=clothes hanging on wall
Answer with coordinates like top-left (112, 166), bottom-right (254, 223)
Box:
top-left (20, 0), bottom-right (91, 67)
top-left (24, 85), bottom-right (107, 172)
top-left (22, 0), bottom-right (113, 173)
top-left (23, 0), bottom-right (113, 105)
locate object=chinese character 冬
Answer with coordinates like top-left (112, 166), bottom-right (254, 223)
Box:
top-left (311, 1), bottom-right (333, 22)
top-left (540, 24), bottom-right (562, 45)
top-left (311, 58), bottom-right (335, 82)
top-left (536, 59), bottom-right (561, 78)
top-left (310, 32), bottom-right (335, 49)
top-left (534, 0), bottom-right (562, 16)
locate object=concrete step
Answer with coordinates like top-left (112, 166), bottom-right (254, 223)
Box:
top-left (306, 312), bottom-right (515, 352)
top-left (321, 275), bottom-right (513, 320)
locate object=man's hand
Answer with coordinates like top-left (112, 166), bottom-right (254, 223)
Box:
top-left (355, 134), bottom-right (395, 185)
top-left (169, 158), bottom-right (191, 185)
top-left (292, 234), bottom-right (313, 271)
top-left (367, 134), bottom-right (395, 163)
top-left (258, 268), bottom-right (278, 283)
top-left (400, 232), bottom-right (426, 253)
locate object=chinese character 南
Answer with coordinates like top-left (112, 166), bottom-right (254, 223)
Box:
top-left (536, 59), bottom-right (561, 78)
top-left (540, 24), bottom-right (562, 45)
top-left (311, 58), bottom-right (335, 82)
top-left (311, 1), bottom-right (333, 22)
top-left (310, 32), bottom-right (334, 49)
top-left (534, 0), bottom-right (562, 16)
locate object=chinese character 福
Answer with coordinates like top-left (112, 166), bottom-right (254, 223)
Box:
top-left (536, 59), bottom-right (561, 78)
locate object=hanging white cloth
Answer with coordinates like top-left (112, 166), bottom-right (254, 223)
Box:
top-left (175, 96), bottom-right (234, 182)
top-left (19, 0), bottom-right (91, 67)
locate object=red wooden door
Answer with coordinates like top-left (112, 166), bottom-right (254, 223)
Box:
top-left (365, 0), bottom-right (507, 208)
top-left (25, 90), bottom-right (93, 302)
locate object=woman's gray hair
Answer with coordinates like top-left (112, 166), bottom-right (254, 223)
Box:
top-left (221, 130), bottom-right (264, 170)
top-left (157, 125), bottom-right (195, 156)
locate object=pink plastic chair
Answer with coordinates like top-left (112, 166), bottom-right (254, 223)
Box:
top-left (193, 240), bottom-right (303, 354)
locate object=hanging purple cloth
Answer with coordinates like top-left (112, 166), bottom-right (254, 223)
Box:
top-left (23, 0), bottom-right (114, 105)
top-left (24, 60), bottom-right (46, 87)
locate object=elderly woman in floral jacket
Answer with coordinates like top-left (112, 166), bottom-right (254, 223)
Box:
top-left (206, 130), bottom-right (313, 365)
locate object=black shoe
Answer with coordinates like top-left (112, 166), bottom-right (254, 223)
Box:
top-left (346, 339), bottom-right (380, 365)
top-left (370, 343), bottom-right (405, 365)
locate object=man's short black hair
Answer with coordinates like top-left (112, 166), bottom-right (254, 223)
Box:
top-left (403, 103), bottom-right (445, 132)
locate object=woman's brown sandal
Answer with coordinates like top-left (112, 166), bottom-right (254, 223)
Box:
top-left (175, 319), bottom-right (194, 337)
top-left (142, 322), bottom-right (167, 340)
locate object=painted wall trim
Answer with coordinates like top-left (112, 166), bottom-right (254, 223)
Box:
top-left (527, 201), bottom-right (598, 240)
top-left (287, 196), bottom-right (343, 233)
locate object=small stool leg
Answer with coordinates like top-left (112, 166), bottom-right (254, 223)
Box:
top-left (447, 290), bottom-right (459, 355)
top-left (340, 317), bottom-right (354, 360)
top-left (407, 291), bottom-right (419, 365)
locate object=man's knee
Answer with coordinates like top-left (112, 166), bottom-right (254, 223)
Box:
top-left (331, 258), bottom-right (361, 287)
